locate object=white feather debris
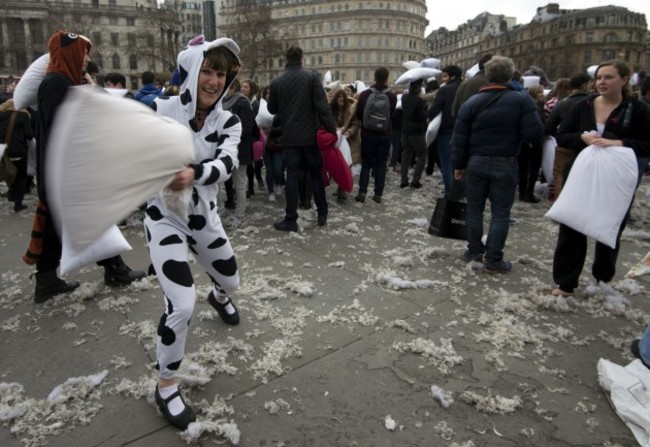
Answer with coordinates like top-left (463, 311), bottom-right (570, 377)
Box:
top-left (317, 299), bottom-right (379, 327)
top-left (285, 279), bottom-right (314, 297)
top-left (393, 338), bottom-right (463, 375)
top-left (1, 315), bottom-right (21, 332)
top-left (384, 414), bottom-right (397, 431)
top-left (181, 420), bottom-right (241, 445)
top-left (431, 385), bottom-right (454, 408)
top-left (460, 389), bottom-right (521, 414)
top-left (408, 217), bottom-right (429, 227)
top-left (434, 420), bottom-right (454, 440)
top-left (47, 370), bottom-right (108, 403)
top-left (264, 398), bottom-right (290, 414)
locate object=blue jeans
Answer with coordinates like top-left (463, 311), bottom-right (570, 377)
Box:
top-left (464, 156), bottom-right (518, 263)
top-left (640, 323), bottom-right (650, 365)
top-left (436, 133), bottom-right (454, 198)
top-left (284, 145), bottom-right (327, 221)
top-left (358, 134), bottom-right (391, 197)
top-left (264, 149), bottom-right (285, 194)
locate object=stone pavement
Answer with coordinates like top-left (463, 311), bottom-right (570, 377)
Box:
top-left (1, 170), bottom-right (649, 447)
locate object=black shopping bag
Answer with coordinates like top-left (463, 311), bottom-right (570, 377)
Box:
top-left (428, 197), bottom-right (467, 240)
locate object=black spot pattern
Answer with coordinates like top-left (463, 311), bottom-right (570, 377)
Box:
top-left (207, 237), bottom-right (227, 249)
top-left (192, 188), bottom-right (199, 206)
top-left (222, 156), bottom-right (234, 174)
top-left (214, 148), bottom-right (222, 158)
top-left (145, 226), bottom-right (151, 243)
top-left (205, 166), bottom-right (221, 184)
top-left (187, 235), bottom-right (197, 245)
top-left (210, 201), bottom-right (216, 210)
top-left (212, 255), bottom-right (237, 277)
top-left (205, 130), bottom-right (220, 143)
top-left (179, 64), bottom-right (188, 85)
top-left (155, 361), bottom-right (160, 370)
top-left (217, 134), bottom-right (230, 146)
top-left (189, 245), bottom-right (198, 255)
top-left (146, 206), bottom-right (164, 221)
top-left (149, 101), bottom-right (157, 112)
top-left (188, 214), bottom-right (207, 231)
top-left (160, 234), bottom-right (183, 246)
top-left (224, 115), bottom-right (239, 129)
top-left (192, 163), bottom-right (204, 180)
top-left (161, 259), bottom-right (193, 287)
top-left (167, 360), bottom-right (182, 371)
top-left (180, 89), bottom-right (192, 105)
top-left (158, 314), bottom-right (176, 346)
top-left (165, 296), bottom-right (174, 315)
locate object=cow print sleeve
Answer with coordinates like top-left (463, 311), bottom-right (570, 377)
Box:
top-left (193, 113), bottom-right (241, 186)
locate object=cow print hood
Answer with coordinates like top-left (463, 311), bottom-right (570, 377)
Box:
top-left (176, 35), bottom-right (240, 118)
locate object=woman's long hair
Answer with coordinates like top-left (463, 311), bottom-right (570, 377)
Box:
top-left (329, 89), bottom-right (349, 115)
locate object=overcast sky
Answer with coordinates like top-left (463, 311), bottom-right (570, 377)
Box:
top-left (425, 1), bottom-right (650, 35)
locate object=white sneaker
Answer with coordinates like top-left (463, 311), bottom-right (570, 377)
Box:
top-left (269, 193), bottom-right (276, 202)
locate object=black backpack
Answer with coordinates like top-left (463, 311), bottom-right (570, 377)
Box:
top-left (363, 87), bottom-right (391, 130)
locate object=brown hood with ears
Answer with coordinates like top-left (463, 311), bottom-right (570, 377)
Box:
top-left (46, 30), bottom-right (92, 86)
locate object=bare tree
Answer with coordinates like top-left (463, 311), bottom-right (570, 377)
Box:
top-left (220, 0), bottom-right (294, 81)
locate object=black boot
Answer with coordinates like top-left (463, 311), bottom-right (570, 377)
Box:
top-left (102, 256), bottom-right (146, 285)
top-left (34, 270), bottom-right (80, 304)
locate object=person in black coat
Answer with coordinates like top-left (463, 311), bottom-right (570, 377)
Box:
top-left (549, 59), bottom-right (650, 297)
top-left (268, 46), bottom-right (335, 232)
top-left (0, 99), bottom-right (33, 211)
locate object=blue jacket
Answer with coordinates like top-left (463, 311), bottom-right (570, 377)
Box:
top-left (451, 85), bottom-right (544, 170)
top-left (134, 84), bottom-right (164, 105)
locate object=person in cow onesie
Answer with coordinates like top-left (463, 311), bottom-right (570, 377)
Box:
top-left (146, 35), bottom-right (242, 429)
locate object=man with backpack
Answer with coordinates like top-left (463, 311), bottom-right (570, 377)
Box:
top-left (355, 66), bottom-right (397, 204)
top-left (134, 71), bottom-right (164, 106)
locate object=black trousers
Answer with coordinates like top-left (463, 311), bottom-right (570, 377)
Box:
top-left (284, 145), bottom-right (327, 221)
top-left (518, 140), bottom-right (543, 197)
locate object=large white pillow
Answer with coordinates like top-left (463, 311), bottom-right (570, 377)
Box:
top-left (14, 53), bottom-right (49, 110)
top-left (255, 98), bottom-right (273, 130)
top-left (395, 67), bottom-right (441, 86)
top-left (425, 113), bottom-right (442, 147)
top-left (46, 86), bottom-right (195, 255)
top-left (402, 60), bottom-right (420, 70)
top-left (465, 63), bottom-right (480, 79)
top-left (545, 145), bottom-right (638, 249)
top-left (420, 58), bottom-right (441, 69)
top-left (522, 76), bottom-right (541, 88)
top-left (541, 136), bottom-right (556, 186)
top-left (60, 225), bottom-right (131, 275)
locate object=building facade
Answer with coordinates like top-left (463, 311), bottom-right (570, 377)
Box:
top-left (0, 0), bottom-right (188, 91)
top-left (219, 0), bottom-right (429, 87)
top-left (426, 3), bottom-right (648, 80)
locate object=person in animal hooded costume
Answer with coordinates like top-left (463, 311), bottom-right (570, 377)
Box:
top-left (145, 35), bottom-right (242, 429)
top-left (30, 30), bottom-right (144, 303)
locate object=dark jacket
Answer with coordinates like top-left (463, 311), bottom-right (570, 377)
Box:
top-left (0, 110), bottom-right (33, 158)
top-left (451, 71), bottom-right (488, 118)
top-left (400, 92), bottom-right (427, 136)
top-left (428, 78), bottom-right (462, 135)
top-left (355, 82), bottom-right (397, 137)
top-left (134, 84), bottom-right (164, 105)
top-left (451, 85), bottom-right (545, 170)
top-left (556, 94), bottom-right (650, 158)
top-left (36, 72), bottom-right (73, 201)
top-left (222, 92), bottom-right (255, 165)
top-left (545, 92), bottom-right (588, 137)
top-left (267, 61), bottom-right (335, 147)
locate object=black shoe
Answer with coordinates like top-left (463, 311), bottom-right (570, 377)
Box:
top-left (207, 291), bottom-right (240, 325)
top-left (483, 260), bottom-right (513, 274)
top-left (6, 190), bottom-right (15, 202)
top-left (299, 201), bottom-right (312, 210)
top-left (14, 203), bottom-right (27, 212)
top-left (147, 263), bottom-right (156, 276)
top-left (317, 213), bottom-right (327, 226)
top-left (523, 194), bottom-right (540, 204)
top-left (273, 220), bottom-right (298, 232)
top-left (355, 194), bottom-right (365, 203)
top-left (224, 199), bottom-right (236, 210)
top-left (400, 182), bottom-right (409, 188)
top-left (246, 188), bottom-right (254, 198)
top-left (410, 182), bottom-right (423, 189)
top-left (425, 167), bottom-right (434, 176)
top-left (103, 258), bottom-right (146, 285)
top-left (372, 195), bottom-right (382, 204)
top-left (155, 385), bottom-right (196, 430)
top-left (463, 250), bottom-right (484, 262)
top-left (34, 271), bottom-right (80, 303)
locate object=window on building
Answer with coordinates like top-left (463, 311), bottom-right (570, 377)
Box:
top-left (603, 33), bottom-right (617, 43)
top-left (602, 50), bottom-right (615, 60)
top-left (127, 17), bottom-right (135, 26)
top-left (318, 55), bottom-right (323, 64)
top-left (112, 54), bottom-right (120, 69)
top-left (584, 50), bottom-right (592, 63)
top-left (94, 54), bottom-right (103, 68)
top-left (127, 33), bottom-right (135, 47)
top-left (109, 16), bottom-right (118, 25)
top-left (109, 0), bottom-right (116, 5)
top-left (585, 32), bottom-right (594, 43)
top-left (310, 56), bottom-right (315, 65)
top-left (91, 0), bottom-right (98, 6)
top-left (335, 54), bottom-right (340, 64)
top-left (129, 54), bottom-right (137, 70)
top-left (111, 33), bottom-right (119, 46)
top-left (93, 32), bottom-right (102, 45)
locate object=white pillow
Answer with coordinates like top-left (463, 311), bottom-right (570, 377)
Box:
top-left (420, 57), bottom-right (441, 69)
top-left (337, 132), bottom-right (352, 166)
top-left (395, 67), bottom-right (441, 86)
top-left (402, 60), bottom-right (420, 70)
top-left (60, 225), bottom-right (131, 275)
top-left (545, 145), bottom-right (638, 249)
top-left (541, 136), bottom-right (556, 186)
top-left (587, 65), bottom-right (598, 78)
top-left (14, 53), bottom-right (49, 110)
top-left (465, 63), bottom-right (480, 79)
top-left (255, 98), bottom-right (273, 130)
top-left (522, 76), bottom-right (540, 88)
top-left (46, 86), bottom-right (195, 255)
top-left (425, 113), bottom-right (442, 147)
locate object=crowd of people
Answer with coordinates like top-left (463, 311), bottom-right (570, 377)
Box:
top-left (2, 30), bottom-right (650, 429)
